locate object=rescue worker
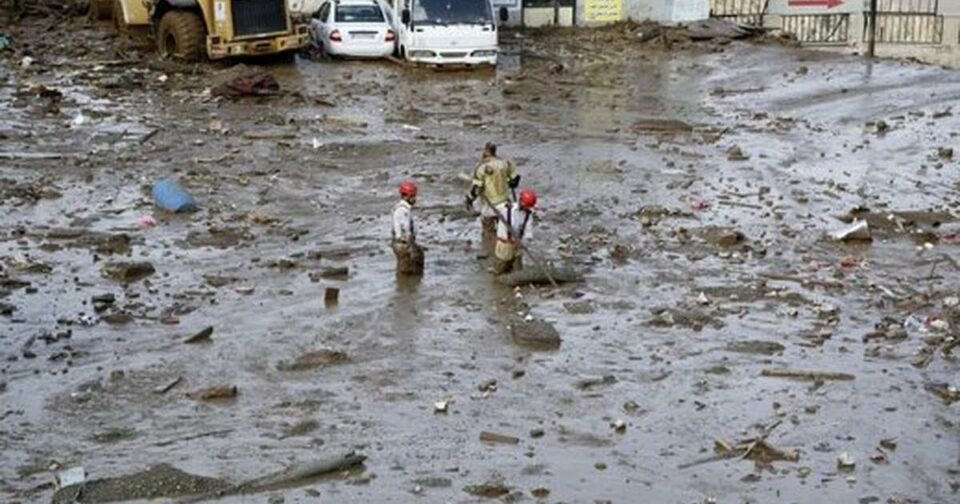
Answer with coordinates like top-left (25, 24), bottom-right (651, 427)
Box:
top-left (465, 142), bottom-right (521, 243)
top-left (492, 188), bottom-right (537, 275)
top-left (391, 181), bottom-right (424, 276)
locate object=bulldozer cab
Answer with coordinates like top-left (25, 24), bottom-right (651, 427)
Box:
top-left (108, 0), bottom-right (308, 61)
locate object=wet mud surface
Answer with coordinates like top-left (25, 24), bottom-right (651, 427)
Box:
top-left (3, 12), bottom-right (960, 504)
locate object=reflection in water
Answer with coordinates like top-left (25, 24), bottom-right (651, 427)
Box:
top-left (394, 272), bottom-right (423, 295)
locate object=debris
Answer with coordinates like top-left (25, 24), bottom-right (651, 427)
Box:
top-left (211, 73), bottom-right (280, 99)
top-left (52, 464), bottom-right (230, 504)
top-left (277, 349), bottom-right (349, 371)
top-left (937, 147), bottom-right (954, 159)
top-left (529, 428), bottom-right (545, 438)
top-left (434, 401), bottom-right (449, 413)
top-left (101, 261), bottom-right (156, 283)
top-left (316, 266), bottom-right (349, 280)
top-left (574, 374), bottom-right (617, 390)
top-left (324, 287), bottom-right (340, 306)
top-left (184, 326), bottom-right (214, 344)
top-left (761, 368), bottom-right (855, 381)
top-left (725, 340), bottom-right (785, 355)
top-left (179, 452), bottom-right (366, 503)
top-left (153, 376), bottom-right (183, 395)
top-left (479, 431), bottom-right (520, 444)
top-left (464, 475), bottom-right (511, 499)
top-left (837, 452), bottom-right (856, 470)
top-left (153, 179), bottom-right (198, 213)
top-left (56, 466), bottom-right (86, 489)
top-left (831, 220), bottom-right (872, 242)
top-left (138, 215), bottom-right (157, 229)
top-left (879, 438), bottom-right (898, 450)
top-left (478, 379), bottom-right (498, 393)
top-left (925, 382), bottom-right (960, 404)
top-left (610, 419), bottom-right (626, 433)
top-left (186, 385), bottom-right (238, 401)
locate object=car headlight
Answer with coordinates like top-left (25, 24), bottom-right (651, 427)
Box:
top-left (409, 50), bottom-right (436, 58)
top-left (471, 50), bottom-right (497, 57)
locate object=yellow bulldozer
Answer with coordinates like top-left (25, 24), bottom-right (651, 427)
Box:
top-left (91, 0), bottom-right (308, 61)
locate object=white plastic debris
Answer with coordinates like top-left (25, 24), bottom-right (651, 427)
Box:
top-left (312, 137), bottom-right (321, 149)
top-left (696, 292), bottom-right (709, 305)
top-left (830, 220), bottom-right (871, 241)
top-left (20, 56), bottom-right (34, 68)
top-left (837, 452), bottom-right (855, 469)
top-left (433, 401), bottom-right (448, 413)
top-left (71, 111), bottom-right (88, 127)
top-left (401, 124), bottom-right (422, 131)
top-left (56, 466), bottom-right (86, 488)
top-left (944, 297), bottom-right (960, 307)
top-left (610, 419), bottom-right (627, 433)
top-left (158, 74), bottom-right (169, 83)
top-left (929, 319), bottom-right (950, 332)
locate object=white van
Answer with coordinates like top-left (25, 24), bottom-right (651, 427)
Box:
top-left (389, 0), bottom-right (507, 67)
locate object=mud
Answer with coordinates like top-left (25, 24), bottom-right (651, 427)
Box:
top-left (3, 6), bottom-right (960, 504)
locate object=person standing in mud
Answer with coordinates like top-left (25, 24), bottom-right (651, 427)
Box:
top-left (392, 181), bottom-right (424, 276)
top-left (492, 189), bottom-right (537, 275)
top-left (465, 142), bottom-right (521, 245)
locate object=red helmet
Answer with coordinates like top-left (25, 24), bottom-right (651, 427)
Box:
top-left (399, 181), bottom-right (417, 198)
top-left (518, 189), bottom-right (537, 209)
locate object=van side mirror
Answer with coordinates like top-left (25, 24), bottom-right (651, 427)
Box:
top-left (401, 8), bottom-right (410, 24)
top-left (499, 6), bottom-right (508, 22)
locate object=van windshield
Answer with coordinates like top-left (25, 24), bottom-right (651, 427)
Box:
top-left (413, 0), bottom-right (492, 25)
top-left (336, 4), bottom-right (385, 23)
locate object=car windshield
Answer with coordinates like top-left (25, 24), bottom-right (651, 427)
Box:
top-left (335, 4), bottom-right (385, 23)
top-left (413, 0), bottom-right (492, 25)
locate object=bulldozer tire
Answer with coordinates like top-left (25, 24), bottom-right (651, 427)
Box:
top-left (157, 10), bottom-right (206, 62)
top-left (89, 0), bottom-right (113, 21)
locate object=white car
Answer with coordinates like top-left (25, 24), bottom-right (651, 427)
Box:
top-left (310, 0), bottom-right (395, 58)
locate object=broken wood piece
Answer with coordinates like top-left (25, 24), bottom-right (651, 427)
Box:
top-left (153, 376), bottom-right (183, 395)
top-left (186, 384), bottom-right (237, 401)
top-left (761, 368), bottom-right (855, 381)
top-left (479, 431), bottom-right (520, 444)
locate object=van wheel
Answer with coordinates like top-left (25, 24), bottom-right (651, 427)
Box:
top-left (89, 0), bottom-right (113, 21)
top-left (157, 10), bottom-right (206, 62)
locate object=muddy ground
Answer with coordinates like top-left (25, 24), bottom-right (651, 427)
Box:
top-left (2, 8), bottom-right (960, 504)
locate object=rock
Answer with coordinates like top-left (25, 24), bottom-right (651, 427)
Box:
top-left (937, 147), bottom-right (954, 159)
top-left (267, 495), bottom-right (285, 504)
top-left (278, 349), bottom-right (349, 371)
top-left (631, 118), bottom-right (693, 133)
top-left (101, 262), bottom-right (155, 283)
top-left (875, 120), bottom-right (889, 134)
top-left (91, 293), bottom-right (115, 312)
top-left (184, 326), bottom-right (214, 344)
top-left (697, 226), bottom-right (745, 247)
top-left (185, 227), bottom-right (250, 249)
top-left (726, 145), bottom-right (750, 161)
top-left (724, 340), bottom-right (785, 355)
top-left (464, 482), bottom-right (510, 499)
top-left (510, 319), bottom-right (561, 350)
top-left (1, 301), bottom-right (16, 316)
top-left (531, 486), bottom-right (550, 498)
top-left (529, 428), bottom-right (545, 438)
top-left (187, 385), bottom-right (237, 401)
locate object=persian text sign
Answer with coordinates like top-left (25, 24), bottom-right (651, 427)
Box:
top-left (584, 0), bottom-right (622, 23)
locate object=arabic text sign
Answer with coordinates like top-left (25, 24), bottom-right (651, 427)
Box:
top-left (584, 0), bottom-right (622, 23)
